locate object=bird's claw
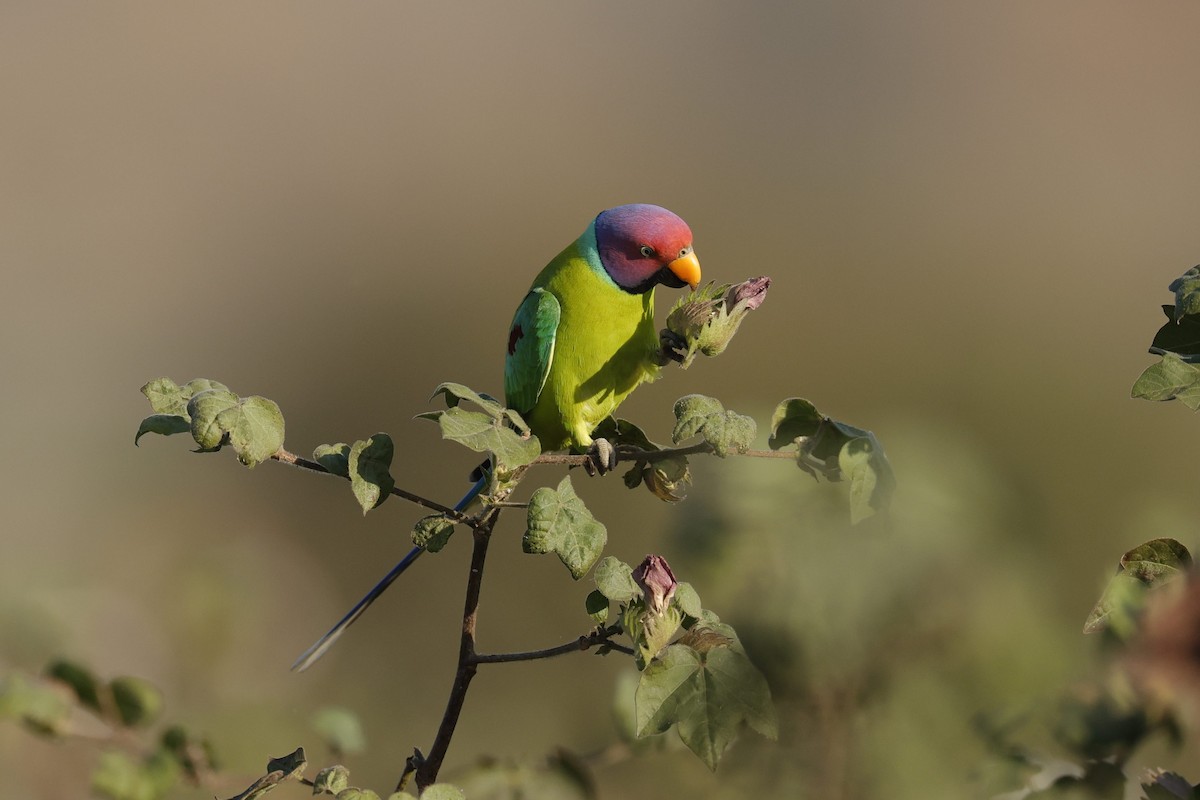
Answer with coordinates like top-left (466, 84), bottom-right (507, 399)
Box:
top-left (658, 328), bottom-right (687, 365)
top-left (584, 438), bottom-right (618, 477)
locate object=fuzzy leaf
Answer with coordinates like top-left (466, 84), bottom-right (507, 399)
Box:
top-left (0, 673), bottom-right (72, 735)
top-left (1132, 352), bottom-right (1200, 409)
top-left (671, 395), bottom-right (756, 456)
top-left (418, 786), bottom-right (466, 800)
top-left (336, 790), bottom-right (380, 800)
top-left (134, 414), bottom-right (191, 445)
top-left (768, 398), bottom-right (823, 449)
top-left (673, 582), bottom-right (703, 619)
top-left (1170, 266), bottom-right (1200, 320)
top-left (594, 556), bottom-right (638, 602)
top-left (585, 589), bottom-right (610, 623)
top-left (217, 395), bottom-right (285, 467)
top-left (110, 676), bottom-right (163, 728)
top-left (839, 435), bottom-right (895, 523)
top-left (635, 643), bottom-right (777, 770)
top-left (141, 377), bottom-right (187, 416)
top-left (266, 748), bottom-right (307, 780)
top-left (313, 443), bottom-right (351, 478)
top-left (349, 435), bottom-right (395, 514)
top-left (524, 476), bottom-right (607, 579)
top-left (1150, 305), bottom-right (1200, 359)
top-left (313, 765), bottom-right (351, 795)
top-left (91, 750), bottom-right (180, 800)
top-left (187, 389), bottom-right (240, 450)
top-left (412, 514), bottom-right (456, 553)
top-left (418, 407), bottom-right (541, 470)
top-left (1083, 538), bottom-right (1192, 636)
top-left (430, 382), bottom-right (505, 418)
top-left (44, 659), bottom-right (101, 712)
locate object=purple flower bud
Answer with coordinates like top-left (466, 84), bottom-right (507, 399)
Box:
top-left (723, 276), bottom-right (771, 313)
top-left (633, 555), bottom-right (678, 615)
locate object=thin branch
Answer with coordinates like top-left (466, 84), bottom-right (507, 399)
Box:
top-left (411, 509), bottom-right (498, 792)
top-left (272, 448), bottom-right (475, 525)
top-left (470, 626), bottom-right (633, 664)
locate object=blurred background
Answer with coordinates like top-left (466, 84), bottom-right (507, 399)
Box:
top-left (3, 1), bottom-right (1200, 797)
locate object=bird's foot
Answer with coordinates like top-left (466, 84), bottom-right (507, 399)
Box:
top-left (583, 438), bottom-right (618, 477)
top-left (657, 328), bottom-right (687, 365)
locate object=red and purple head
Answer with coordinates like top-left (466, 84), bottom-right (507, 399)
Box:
top-left (594, 204), bottom-right (701, 294)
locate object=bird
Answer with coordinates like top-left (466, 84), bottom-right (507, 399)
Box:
top-left (291, 204), bottom-right (701, 671)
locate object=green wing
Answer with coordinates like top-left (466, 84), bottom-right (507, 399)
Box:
top-left (504, 288), bottom-right (560, 415)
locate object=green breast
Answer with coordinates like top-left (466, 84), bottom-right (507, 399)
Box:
top-left (527, 226), bottom-right (661, 450)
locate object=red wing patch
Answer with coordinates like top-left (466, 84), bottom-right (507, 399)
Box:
top-left (507, 324), bottom-right (524, 355)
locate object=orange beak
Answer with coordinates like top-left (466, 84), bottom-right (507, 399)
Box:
top-left (667, 251), bottom-right (702, 290)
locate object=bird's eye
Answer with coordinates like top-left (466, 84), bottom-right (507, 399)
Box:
top-left (639, 245), bottom-right (655, 258)
top-left (678, 246), bottom-right (691, 257)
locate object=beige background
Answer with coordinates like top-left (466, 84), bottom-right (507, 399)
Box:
top-left (3, 2), bottom-right (1200, 797)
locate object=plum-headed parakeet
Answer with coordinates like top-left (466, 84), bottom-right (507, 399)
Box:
top-left (505, 203), bottom-right (701, 467)
top-left (292, 204), bottom-right (700, 670)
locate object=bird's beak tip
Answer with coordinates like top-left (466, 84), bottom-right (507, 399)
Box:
top-left (668, 251), bottom-right (702, 291)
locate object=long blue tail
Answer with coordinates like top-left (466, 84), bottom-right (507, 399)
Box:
top-left (291, 475), bottom-right (488, 672)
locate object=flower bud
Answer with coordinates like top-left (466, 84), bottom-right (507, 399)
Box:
top-left (633, 555), bottom-right (678, 616)
top-left (664, 276), bottom-right (771, 367)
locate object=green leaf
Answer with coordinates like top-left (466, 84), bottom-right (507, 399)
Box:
top-left (313, 443), bottom-right (352, 478)
top-left (91, 750), bottom-right (180, 800)
top-left (524, 476), bottom-right (607, 579)
top-left (673, 582), bottom-right (703, 619)
top-left (585, 589), bottom-right (610, 623)
top-left (312, 706), bottom-right (366, 756)
top-left (839, 435), bottom-right (895, 524)
top-left (1121, 537), bottom-right (1193, 581)
top-left (431, 382), bottom-right (505, 417)
top-left (265, 747), bottom-right (307, 780)
top-left (1150, 305), bottom-right (1200, 359)
top-left (412, 514), bottom-right (456, 553)
top-left (141, 377), bottom-right (187, 416)
top-left (109, 676), bottom-right (163, 728)
top-left (634, 643), bottom-right (777, 770)
top-left (313, 765), bottom-right (351, 796)
top-left (1170, 266), bottom-right (1200, 319)
top-left (160, 724), bottom-right (218, 783)
top-left (141, 377), bottom-right (231, 416)
top-left (44, 659), bottom-right (101, 711)
top-left (593, 417), bottom-right (657, 451)
top-left (1083, 538), bottom-right (1192, 636)
top-left (336, 790), bottom-right (380, 800)
top-left (217, 395), bottom-right (285, 467)
top-left (181, 378), bottom-right (231, 397)
top-left (768, 397), bottom-right (823, 449)
top-left (349, 434), bottom-right (395, 514)
top-left (419, 407), bottom-right (541, 470)
top-left (0, 673), bottom-right (72, 735)
top-left (419, 785), bottom-right (466, 800)
top-left (227, 752), bottom-right (307, 800)
top-left (594, 556), bottom-right (638, 602)
top-left (187, 388), bottom-right (240, 450)
top-left (1132, 352), bottom-right (1200, 409)
top-left (134, 414), bottom-right (191, 445)
top-left (671, 395), bottom-right (756, 456)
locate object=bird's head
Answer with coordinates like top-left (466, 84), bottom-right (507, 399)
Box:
top-left (594, 204), bottom-right (701, 294)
